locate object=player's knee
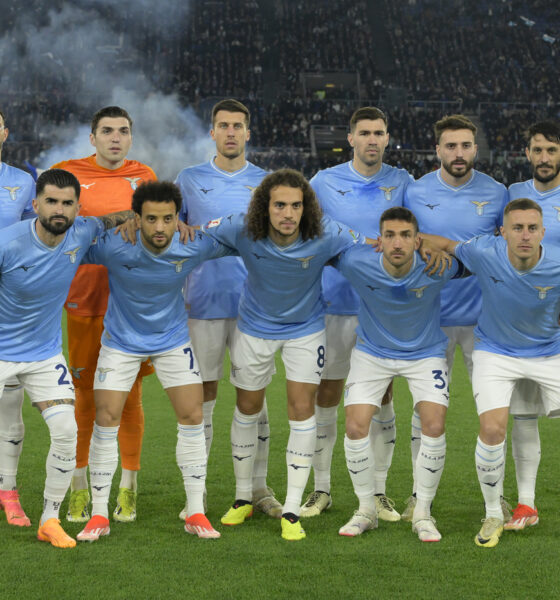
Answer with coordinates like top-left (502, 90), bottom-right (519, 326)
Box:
top-left (421, 419), bottom-right (445, 438)
top-left (479, 421), bottom-right (506, 445)
top-left (345, 418), bottom-right (369, 440)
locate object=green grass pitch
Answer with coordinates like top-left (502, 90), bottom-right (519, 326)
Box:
top-left (1, 346), bottom-right (558, 600)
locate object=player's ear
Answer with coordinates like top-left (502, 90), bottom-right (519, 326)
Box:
top-left (135, 212), bottom-right (141, 228)
top-left (246, 128), bottom-right (251, 142)
top-left (499, 225), bottom-right (505, 238)
top-left (1, 127), bottom-right (9, 143)
top-left (347, 132), bottom-right (354, 148)
top-left (414, 233), bottom-right (421, 250)
top-left (89, 132), bottom-right (96, 148)
top-left (32, 197), bottom-right (39, 214)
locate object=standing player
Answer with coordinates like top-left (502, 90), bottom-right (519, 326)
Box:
top-left (504, 121), bottom-right (560, 530)
top-left (0, 108), bottom-right (36, 526)
top-left (0, 169), bottom-right (134, 548)
top-left (76, 182), bottom-right (231, 542)
top-left (335, 207), bottom-right (465, 542)
top-left (427, 198), bottom-right (560, 547)
top-left (203, 169), bottom-right (364, 540)
top-left (51, 106), bottom-right (157, 524)
top-left (301, 107), bottom-right (412, 520)
top-left (403, 114), bottom-right (508, 520)
top-left (175, 99), bottom-right (280, 519)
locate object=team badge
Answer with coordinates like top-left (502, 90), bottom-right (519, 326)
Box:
top-left (3, 186), bottom-right (20, 201)
top-left (471, 200), bottom-right (489, 216)
top-left (206, 217), bottom-right (223, 228)
top-left (64, 247), bottom-right (81, 263)
top-left (170, 258), bottom-right (189, 273)
top-left (535, 286), bottom-right (554, 300)
top-left (230, 364), bottom-right (241, 377)
top-left (96, 367), bottom-right (114, 382)
top-left (297, 255), bottom-right (315, 269)
top-left (553, 206), bottom-right (560, 221)
top-left (124, 177), bottom-right (141, 190)
top-left (410, 285), bottom-right (428, 298)
top-left (70, 367), bottom-right (85, 380)
top-left (380, 186), bottom-right (397, 202)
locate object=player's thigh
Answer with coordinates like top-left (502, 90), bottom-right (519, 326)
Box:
top-left (322, 314), bottom-right (358, 380)
top-left (472, 350), bottom-right (517, 416)
top-left (18, 353), bottom-right (75, 403)
top-left (229, 328), bottom-right (278, 391)
top-left (0, 361), bottom-right (22, 394)
top-left (93, 345), bottom-right (144, 392)
top-left (281, 329), bottom-right (326, 386)
top-left (510, 379), bottom-right (543, 417)
top-left (189, 318), bottom-right (233, 381)
top-left (529, 354), bottom-right (560, 418)
top-left (343, 348), bottom-right (394, 409)
top-left (151, 343), bottom-right (203, 390)
top-left (405, 357), bottom-right (450, 412)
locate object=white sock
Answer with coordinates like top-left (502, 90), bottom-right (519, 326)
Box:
top-left (410, 410), bottom-right (422, 495)
top-left (41, 405), bottom-right (77, 522)
top-left (475, 436), bottom-right (505, 520)
top-left (0, 386), bottom-right (25, 491)
top-left (230, 407), bottom-right (258, 501)
top-left (512, 416), bottom-right (540, 508)
top-left (344, 434), bottom-right (376, 515)
top-left (177, 423), bottom-right (207, 517)
top-left (119, 468), bottom-right (138, 491)
top-left (202, 399), bottom-right (216, 457)
top-left (312, 405), bottom-right (338, 493)
top-left (370, 402), bottom-right (396, 495)
top-left (71, 466), bottom-right (88, 492)
top-left (89, 423), bottom-right (119, 519)
top-left (413, 433), bottom-right (446, 520)
top-left (253, 398), bottom-right (270, 493)
top-left (284, 416), bottom-right (316, 516)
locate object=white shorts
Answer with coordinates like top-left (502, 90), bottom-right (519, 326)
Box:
top-left (510, 379), bottom-right (544, 417)
top-left (322, 314), bottom-right (358, 380)
top-left (94, 343), bottom-right (202, 392)
top-left (229, 328), bottom-right (326, 391)
top-left (0, 353), bottom-right (75, 403)
top-left (442, 325), bottom-right (474, 379)
top-left (344, 348), bottom-right (450, 409)
top-left (189, 318), bottom-right (237, 381)
top-left (472, 350), bottom-right (560, 417)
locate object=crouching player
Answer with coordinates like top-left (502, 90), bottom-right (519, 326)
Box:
top-left (334, 207), bottom-right (466, 542)
top-left (77, 181), bottom-right (232, 541)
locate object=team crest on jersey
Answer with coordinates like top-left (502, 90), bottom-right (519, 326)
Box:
top-left (3, 186), bottom-right (20, 201)
top-left (206, 217), bottom-right (223, 228)
top-left (70, 367), bottom-right (85, 380)
top-left (553, 206), bottom-right (560, 221)
top-left (471, 200), bottom-right (489, 216)
top-left (64, 247), bottom-right (81, 263)
top-left (535, 286), bottom-right (554, 300)
top-left (170, 258), bottom-right (189, 273)
top-left (410, 285), bottom-right (428, 298)
top-left (124, 177), bottom-right (141, 190)
top-left (296, 255), bottom-right (315, 269)
top-left (96, 367), bottom-right (114, 382)
top-left (380, 186), bottom-right (397, 202)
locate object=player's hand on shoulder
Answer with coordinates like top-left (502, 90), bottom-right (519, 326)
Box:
top-left (420, 243), bottom-right (453, 277)
top-left (178, 221), bottom-right (199, 244)
top-left (114, 215), bottom-right (138, 245)
top-left (365, 237), bottom-right (381, 252)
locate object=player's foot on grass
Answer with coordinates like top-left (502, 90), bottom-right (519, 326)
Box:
top-left (184, 513), bottom-right (221, 539)
top-left (401, 494), bottom-right (417, 522)
top-left (253, 487), bottom-right (282, 519)
top-left (0, 489), bottom-right (31, 526)
top-left (77, 515), bottom-right (110, 542)
top-left (113, 487), bottom-right (136, 522)
top-left (475, 517), bottom-right (503, 548)
top-left (281, 513), bottom-right (306, 541)
top-left (412, 516), bottom-right (441, 542)
top-left (500, 496), bottom-right (513, 522)
top-left (300, 491), bottom-right (332, 518)
top-left (221, 500), bottom-right (253, 526)
top-left (504, 503), bottom-right (539, 531)
top-left (375, 494), bottom-right (401, 522)
top-left (66, 488), bottom-right (90, 523)
top-left (338, 510), bottom-right (377, 537)
top-left (37, 518), bottom-right (76, 548)
top-left (179, 489), bottom-right (208, 521)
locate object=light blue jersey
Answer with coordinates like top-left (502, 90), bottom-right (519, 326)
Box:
top-left (0, 162), bottom-right (35, 228)
top-left (509, 180), bottom-right (560, 245)
top-left (0, 217), bottom-right (103, 361)
top-left (405, 169), bottom-right (508, 326)
top-left (203, 213), bottom-right (363, 339)
top-left (175, 159), bottom-right (267, 319)
top-left (83, 230), bottom-right (233, 355)
top-left (455, 235), bottom-right (560, 357)
top-left (335, 245), bottom-right (464, 359)
top-left (311, 161), bottom-right (413, 315)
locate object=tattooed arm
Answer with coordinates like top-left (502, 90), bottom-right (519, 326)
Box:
top-left (98, 209), bottom-right (135, 230)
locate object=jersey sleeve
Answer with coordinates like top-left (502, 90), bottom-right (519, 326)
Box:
top-left (454, 235), bottom-right (490, 274)
top-left (80, 219), bottom-right (110, 265)
top-left (175, 170), bottom-right (194, 223)
top-left (21, 177), bottom-right (36, 220)
top-left (202, 214), bottom-right (243, 249)
top-left (324, 216), bottom-right (364, 256)
top-left (194, 230), bottom-right (239, 261)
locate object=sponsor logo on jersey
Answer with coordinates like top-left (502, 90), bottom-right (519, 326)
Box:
top-left (380, 186), bottom-right (397, 201)
top-left (336, 189), bottom-right (351, 196)
top-left (535, 285), bottom-right (554, 300)
top-left (124, 177), bottom-right (141, 190)
top-left (64, 247), bottom-right (81, 263)
top-left (297, 255), bottom-right (315, 269)
top-left (170, 258), bottom-right (189, 273)
top-left (200, 187), bottom-right (214, 194)
top-left (80, 183), bottom-right (96, 189)
top-left (410, 285), bottom-right (428, 298)
top-left (3, 186), bottom-right (20, 201)
top-left (471, 200), bottom-right (489, 216)
top-left (96, 367), bottom-right (114, 382)
top-left (206, 217), bottom-right (223, 228)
